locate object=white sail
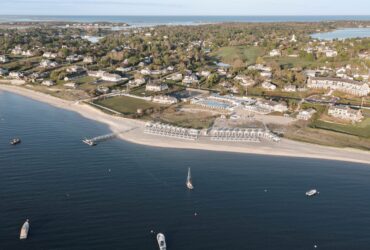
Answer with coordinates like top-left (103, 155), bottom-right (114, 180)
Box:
top-left (19, 219), bottom-right (29, 240)
top-left (186, 167), bottom-right (194, 189)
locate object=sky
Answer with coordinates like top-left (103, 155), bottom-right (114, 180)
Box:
top-left (0, 0), bottom-right (370, 16)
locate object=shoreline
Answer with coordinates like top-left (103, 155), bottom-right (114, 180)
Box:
top-left (1, 84), bottom-right (369, 165)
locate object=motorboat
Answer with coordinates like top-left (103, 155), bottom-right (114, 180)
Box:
top-left (10, 138), bottom-right (21, 145)
top-left (157, 233), bottom-right (166, 250)
top-left (306, 189), bottom-right (319, 197)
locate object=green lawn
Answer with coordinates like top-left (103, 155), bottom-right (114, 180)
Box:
top-left (265, 56), bottom-right (318, 68)
top-left (94, 95), bottom-right (163, 115)
top-left (214, 46), bottom-right (264, 65)
top-left (312, 118), bottom-right (370, 138)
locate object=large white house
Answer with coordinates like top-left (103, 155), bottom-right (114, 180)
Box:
top-left (261, 81), bottom-right (277, 91)
top-left (307, 77), bottom-right (369, 97)
top-left (328, 106), bottom-right (363, 122)
top-left (152, 95), bottom-right (178, 104)
top-left (297, 108), bottom-right (316, 120)
top-left (87, 70), bottom-right (122, 82)
top-left (182, 74), bottom-right (199, 85)
top-left (145, 82), bottom-right (168, 92)
top-left (40, 59), bottom-right (58, 68)
top-left (257, 99), bottom-right (288, 113)
top-left (43, 52), bottom-right (58, 59)
top-left (269, 49), bottom-right (281, 57)
top-left (0, 55), bottom-right (9, 63)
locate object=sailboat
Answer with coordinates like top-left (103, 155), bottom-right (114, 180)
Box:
top-left (186, 167), bottom-right (194, 190)
top-left (19, 219), bottom-right (29, 240)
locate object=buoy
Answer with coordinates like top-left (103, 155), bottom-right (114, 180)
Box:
top-left (150, 230), bottom-right (154, 234)
top-left (314, 245), bottom-right (318, 248)
top-left (194, 212), bottom-right (197, 216)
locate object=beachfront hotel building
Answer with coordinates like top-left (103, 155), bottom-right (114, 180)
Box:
top-left (307, 77), bottom-right (370, 97)
top-left (209, 127), bottom-right (280, 142)
top-left (145, 122), bottom-right (200, 140)
top-left (328, 106), bottom-right (363, 122)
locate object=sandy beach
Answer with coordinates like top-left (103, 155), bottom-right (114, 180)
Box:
top-left (1, 84), bottom-right (369, 165)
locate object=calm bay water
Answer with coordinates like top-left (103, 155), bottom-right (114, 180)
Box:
top-left (1, 91), bottom-right (370, 250)
top-left (311, 27), bottom-right (370, 40)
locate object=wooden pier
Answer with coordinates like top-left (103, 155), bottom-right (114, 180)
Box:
top-left (82, 128), bottom-right (136, 146)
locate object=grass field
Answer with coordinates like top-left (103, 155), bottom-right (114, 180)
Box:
top-left (312, 118), bottom-right (370, 138)
top-left (214, 46), bottom-right (264, 65)
top-left (156, 107), bottom-right (217, 129)
top-left (94, 95), bottom-right (163, 115)
top-left (265, 56), bottom-right (319, 68)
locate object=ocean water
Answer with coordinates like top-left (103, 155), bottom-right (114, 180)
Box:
top-left (311, 27), bottom-right (370, 40)
top-left (0, 15), bottom-right (370, 26)
top-left (0, 91), bottom-right (370, 250)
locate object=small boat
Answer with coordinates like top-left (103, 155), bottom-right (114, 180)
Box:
top-left (186, 167), bottom-right (194, 190)
top-left (157, 233), bottom-right (166, 250)
top-left (19, 219), bottom-right (29, 240)
top-left (306, 189), bottom-right (319, 197)
top-left (82, 139), bottom-right (96, 146)
top-left (10, 138), bottom-right (21, 145)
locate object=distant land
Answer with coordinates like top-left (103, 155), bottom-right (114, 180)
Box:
top-left (1, 15), bottom-right (370, 26)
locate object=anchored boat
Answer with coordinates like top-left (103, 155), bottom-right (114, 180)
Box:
top-left (186, 167), bottom-right (194, 190)
top-left (157, 233), bottom-right (167, 250)
top-left (82, 139), bottom-right (96, 146)
top-left (306, 189), bottom-right (319, 197)
top-left (19, 219), bottom-right (29, 240)
top-left (10, 138), bottom-right (21, 145)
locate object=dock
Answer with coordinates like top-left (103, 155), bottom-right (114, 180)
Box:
top-left (82, 128), bottom-right (136, 146)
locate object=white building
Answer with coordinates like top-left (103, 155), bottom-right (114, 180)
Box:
top-left (269, 49), bottom-right (281, 57)
top-left (200, 71), bottom-right (211, 77)
top-left (41, 80), bottom-right (56, 87)
top-left (261, 81), bottom-right (277, 91)
top-left (22, 50), bottom-right (34, 57)
top-left (64, 82), bottom-right (77, 89)
top-left (257, 99), bottom-right (288, 113)
top-left (129, 78), bottom-right (146, 87)
top-left (283, 85), bottom-right (297, 92)
top-left (328, 106), bottom-right (363, 122)
top-left (66, 54), bottom-right (83, 62)
top-left (140, 68), bottom-right (152, 75)
top-left (152, 95), bottom-right (178, 104)
top-left (145, 82), bottom-right (168, 92)
top-left (260, 71), bottom-right (272, 78)
top-left (324, 49), bottom-right (338, 58)
top-left (291, 34), bottom-right (297, 42)
top-left (307, 77), bottom-right (370, 97)
top-left (9, 71), bottom-right (24, 79)
top-left (101, 72), bottom-right (122, 82)
top-left (234, 75), bottom-right (256, 87)
top-left (83, 56), bottom-right (95, 64)
top-left (182, 74), bottom-right (199, 85)
top-left (43, 52), bottom-right (57, 59)
top-left (11, 46), bottom-right (23, 55)
top-left (0, 55), bottom-right (9, 63)
top-left (166, 73), bottom-right (183, 81)
top-left (40, 59), bottom-right (58, 68)
top-left (297, 108), bottom-right (316, 120)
